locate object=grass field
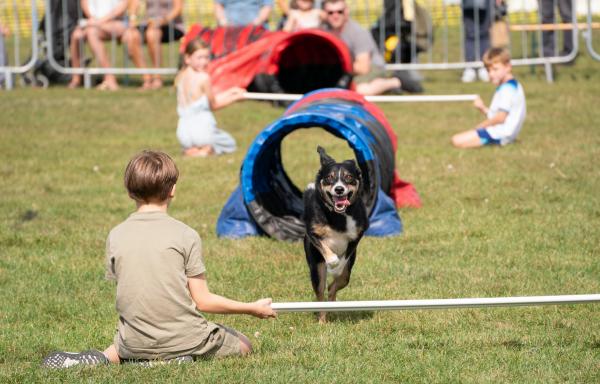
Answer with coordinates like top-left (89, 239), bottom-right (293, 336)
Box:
top-left (1, 49), bottom-right (600, 382)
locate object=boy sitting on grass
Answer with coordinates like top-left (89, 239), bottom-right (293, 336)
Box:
top-left (452, 47), bottom-right (527, 148)
top-left (43, 150), bottom-right (276, 368)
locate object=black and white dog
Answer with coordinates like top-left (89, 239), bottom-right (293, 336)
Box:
top-left (303, 146), bottom-right (369, 323)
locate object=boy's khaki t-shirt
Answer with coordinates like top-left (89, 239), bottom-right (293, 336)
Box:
top-left (106, 211), bottom-right (218, 359)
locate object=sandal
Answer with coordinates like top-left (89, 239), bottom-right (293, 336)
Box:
top-left (42, 349), bottom-right (109, 369)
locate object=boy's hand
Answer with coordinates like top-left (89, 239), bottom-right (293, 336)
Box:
top-left (473, 96), bottom-right (487, 114)
top-left (251, 298), bottom-right (277, 319)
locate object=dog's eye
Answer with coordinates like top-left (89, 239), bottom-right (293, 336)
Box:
top-left (343, 174), bottom-right (355, 183)
top-left (324, 174), bottom-right (336, 184)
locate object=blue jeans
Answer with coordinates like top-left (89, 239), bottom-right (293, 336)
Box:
top-left (462, 5), bottom-right (491, 62)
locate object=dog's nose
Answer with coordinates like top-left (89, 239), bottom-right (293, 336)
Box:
top-left (334, 186), bottom-right (345, 195)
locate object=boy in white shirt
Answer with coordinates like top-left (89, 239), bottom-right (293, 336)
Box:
top-left (452, 47), bottom-right (526, 148)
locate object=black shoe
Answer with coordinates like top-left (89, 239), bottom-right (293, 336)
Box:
top-left (393, 71), bottom-right (424, 93)
top-left (42, 349), bottom-right (109, 369)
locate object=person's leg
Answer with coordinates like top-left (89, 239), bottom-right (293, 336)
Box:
top-left (122, 27), bottom-right (152, 88)
top-left (68, 26), bottom-right (86, 88)
top-left (540, 0), bottom-right (556, 57)
top-left (145, 26), bottom-right (163, 88)
top-left (557, 0), bottom-right (573, 54)
top-left (355, 77), bottom-right (401, 96)
top-left (86, 21), bottom-right (126, 89)
top-left (103, 344), bottom-right (121, 364)
top-left (478, 7), bottom-right (491, 59)
top-left (238, 332), bottom-right (252, 356)
top-left (452, 129), bottom-right (484, 148)
top-left (462, 8), bottom-right (476, 62)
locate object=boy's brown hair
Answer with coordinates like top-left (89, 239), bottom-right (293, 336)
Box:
top-left (483, 47), bottom-right (511, 69)
top-left (124, 150), bottom-right (179, 203)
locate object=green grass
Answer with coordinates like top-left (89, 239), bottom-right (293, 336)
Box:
top-left (1, 50), bottom-right (600, 383)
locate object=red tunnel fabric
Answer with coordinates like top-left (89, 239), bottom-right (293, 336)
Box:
top-left (180, 25), bottom-right (353, 94)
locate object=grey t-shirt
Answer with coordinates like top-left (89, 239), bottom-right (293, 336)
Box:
top-left (106, 211), bottom-right (213, 358)
top-left (325, 19), bottom-right (386, 70)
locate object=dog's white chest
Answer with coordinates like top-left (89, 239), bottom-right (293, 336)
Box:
top-left (324, 216), bottom-right (360, 257)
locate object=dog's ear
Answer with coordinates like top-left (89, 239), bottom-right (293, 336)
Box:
top-left (317, 146), bottom-right (336, 167)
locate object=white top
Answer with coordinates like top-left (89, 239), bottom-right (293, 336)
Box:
top-left (88, 0), bottom-right (123, 18)
top-left (486, 79), bottom-right (526, 145)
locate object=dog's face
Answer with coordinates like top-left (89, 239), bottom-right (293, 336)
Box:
top-left (316, 146), bottom-right (362, 214)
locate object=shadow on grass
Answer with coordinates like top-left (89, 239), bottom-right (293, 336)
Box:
top-left (324, 311), bottom-right (374, 323)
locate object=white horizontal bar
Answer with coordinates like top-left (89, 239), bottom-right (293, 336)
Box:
top-left (271, 294), bottom-right (600, 313)
top-left (243, 92), bottom-right (478, 103)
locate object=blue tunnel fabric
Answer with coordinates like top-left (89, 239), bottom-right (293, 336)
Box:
top-left (217, 89), bottom-right (403, 241)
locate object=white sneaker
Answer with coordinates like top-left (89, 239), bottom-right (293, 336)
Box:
top-left (477, 67), bottom-right (490, 82)
top-left (461, 68), bottom-right (476, 83)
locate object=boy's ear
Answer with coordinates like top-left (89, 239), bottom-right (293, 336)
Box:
top-left (170, 184), bottom-right (177, 198)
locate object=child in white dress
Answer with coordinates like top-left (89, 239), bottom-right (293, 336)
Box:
top-left (283, 0), bottom-right (323, 32)
top-left (175, 38), bottom-right (245, 157)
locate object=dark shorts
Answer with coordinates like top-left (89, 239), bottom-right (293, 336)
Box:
top-left (477, 128), bottom-right (502, 145)
top-left (138, 23), bottom-right (184, 43)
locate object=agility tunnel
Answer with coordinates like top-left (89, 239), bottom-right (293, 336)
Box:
top-left (217, 89), bottom-right (421, 241)
top-left (181, 26), bottom-right (353, 94)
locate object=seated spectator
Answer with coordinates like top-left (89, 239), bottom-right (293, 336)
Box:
top-left (68, 0), bottom-right (129, 90)
top-left (214, 0), bottom-right (273, 28)
top-left (321, 0), bottom-right (401, 96)
top-left (282, 0), bottom-right (322, 32)
top-left (123, 0), bottom-right (184, 90)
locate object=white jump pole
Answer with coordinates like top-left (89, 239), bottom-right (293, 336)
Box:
top-left (271, 294), bottom-right (600, 313)
top-left (243, 92), bottom-right (479, 103)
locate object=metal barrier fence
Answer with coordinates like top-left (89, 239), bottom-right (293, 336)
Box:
top-left (585, 0), bottom-right (600, 60)
top-left (1, 0), bottom-right (598, 89)
top-left (0, 0), bottom-right (39, 89)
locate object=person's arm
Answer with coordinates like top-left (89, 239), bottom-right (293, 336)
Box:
top-left (214, 2), bottom-right (228, 26)
top-left (282, 10), bottom-right (296, 32)
top-left (81, 0), bottom-right (93, 19)
top-left (157, 0), bottom-right (183, 26)
top-left (476, 110), bottom-right (508, 129)
top-left (205, 76), bottom-right (245, 110)
top-left (276, 0), bottom-right (290, 16)
top-left (473, 95), bottom-right (488, 116)
top-left (353, 52), bottom-right (371, 75)
top-left (127, 0), bottom-right (140, 27)
top-left (252, 5), bottom-right (273, 26)
top-left (188, 274), bottom-right (276, 318)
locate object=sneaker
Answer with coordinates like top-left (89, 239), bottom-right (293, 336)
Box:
top-left (477, 67), bottom-right (490, 82)
top-left (461, 68), bottom-right (476, 83)
top-left (42, 349), bottom-right (108, 369)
